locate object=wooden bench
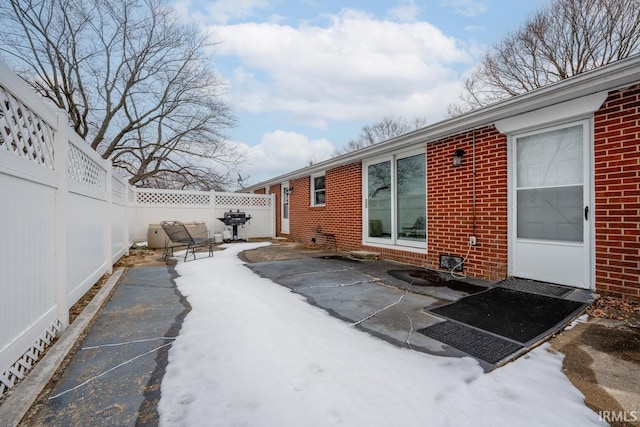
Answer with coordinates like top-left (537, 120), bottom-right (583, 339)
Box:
top-left (160, 221), bottom-right (215, 261)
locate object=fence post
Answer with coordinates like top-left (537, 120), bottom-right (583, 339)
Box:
top-left (124, 184), bottom-right (131, 256)
top-left (105, 167), bottom-right (113, 274)
top-left (130, 187), bottom-right (138, 242)
top-left (270, 193), bottom-right (276, 237)
top-left (209, 190), bottom-right (217, 236)
top-left (53, 111), bottom-right (70, 331)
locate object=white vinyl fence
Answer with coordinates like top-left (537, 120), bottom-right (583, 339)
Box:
top-left (133, 189), bottom-right (275, 243)
top-left (0, 62), bottom-right (274, 399)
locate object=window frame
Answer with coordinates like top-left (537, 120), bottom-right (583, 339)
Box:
top-left (362, 148), bottom-right (427, 252)
top-left (514, 122), bottom-right (586, 243)
top-left (310, 172), bottom-right (326, 207)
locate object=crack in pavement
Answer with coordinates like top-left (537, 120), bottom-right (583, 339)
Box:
top-left (286, 267), bottom-right (354, 278)
top-left (297, 278), bottom-right (381, 290)
top-left (48, 341), bottom-right (174, 400)
top-left (81, 336), bottom-right (178, 351)
top-left (351, 294), bottom-right (405, 326)
top-left (396, 305), bottom-right (416, 349)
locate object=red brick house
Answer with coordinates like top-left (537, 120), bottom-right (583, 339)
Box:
top-left (246, 55), bottom-right (640, 301)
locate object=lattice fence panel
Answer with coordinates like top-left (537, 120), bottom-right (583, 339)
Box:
top-left (215, 194), bottom-right (272, 208)
top-left (0, 320), bottom-right (62, 398)
top-left (112, 177), bottom-right (126, 203)
top-left (67, 143), bottom-right (107, 191)
top-left (0, 86), bottom-right (55, 170)
top-left (136, 191), bottom-right (211, 206)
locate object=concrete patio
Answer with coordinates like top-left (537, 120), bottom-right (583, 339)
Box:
top-left (243, 244), bottom-right (594, 369)
top-left (1, 242), bottom-right (638, 426)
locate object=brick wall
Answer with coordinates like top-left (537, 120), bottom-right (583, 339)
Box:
top-left (281, 85), bottom-right (640, 300)
top-left (426, 126), bottom-right (508, 280)
top-left (286, 126), bottom-right (509, 278)
top-left (289, 164), bottom-right (363, 251)
top-left (594, 85), bottom-right (640, 301)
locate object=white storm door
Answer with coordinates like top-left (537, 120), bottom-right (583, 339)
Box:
top-left (511, 121), bottom-right (591, 289)
top-left (281, 183), bottom-right (290, 234)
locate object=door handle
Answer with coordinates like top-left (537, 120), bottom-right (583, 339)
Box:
top-left (584, 206), bottom-right (589, 221)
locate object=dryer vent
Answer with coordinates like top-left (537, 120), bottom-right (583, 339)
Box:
top-left (439, 254), bottom-right (463, 272)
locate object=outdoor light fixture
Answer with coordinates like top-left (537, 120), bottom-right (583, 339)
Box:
top-left (289, 186), bottom-right (294, 193)
top-left (452, 149), bottom-right (465, 167)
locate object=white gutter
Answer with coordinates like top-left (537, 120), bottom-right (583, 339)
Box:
top-left (244, 54), bottom-right (640, 191)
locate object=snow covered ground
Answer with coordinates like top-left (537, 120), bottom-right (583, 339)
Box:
top-left (158, 243), bottom-right (605, 426)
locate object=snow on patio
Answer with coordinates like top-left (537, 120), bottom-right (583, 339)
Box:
top-left (158, 243), bottom-right (604, 426)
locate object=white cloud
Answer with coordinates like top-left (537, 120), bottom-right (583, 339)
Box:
top-left (212, 9), bottom-right (472, 127)
top-left (387, 0), bottom-right (423, 22)
top-left (233, 130), bottom-right (336, 184)
top-left (443, 0), bottom-right (488, 17)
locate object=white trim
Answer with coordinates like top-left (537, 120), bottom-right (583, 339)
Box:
top-left (507, 138), bottom-right (515, 278)
top-left (589, 118), bottom-right (596, 290)
top-left (0, 151), bottom-right (57, 188)
top-left (363, 156), bottom-right (394, 247)
top-left (310, 171), bottom-right (326, 207)
top-left (281, 181), bottom-right (290, 234)
top-left (495, 92), bottom-right (607, 134)
top-left (364, 242), bottom-right (428, 255)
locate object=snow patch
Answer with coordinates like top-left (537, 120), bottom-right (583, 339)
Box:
top-left (158, 243), bottom-right (604, 426)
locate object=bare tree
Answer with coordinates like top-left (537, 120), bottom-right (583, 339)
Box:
top-left (0, 0), bottom-right (239, 190)
top-left (449, 0), bottom-right (640, 115)
top-left (335, 115), bottom-right (427, 155)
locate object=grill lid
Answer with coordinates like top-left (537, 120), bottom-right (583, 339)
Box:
top-left (218, 210), bottom-right (251, 225)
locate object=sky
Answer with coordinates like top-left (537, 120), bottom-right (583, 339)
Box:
top-left (169, 0), bottom-right (551, 186)
top-left (158, 242), bottom-right (603, 426)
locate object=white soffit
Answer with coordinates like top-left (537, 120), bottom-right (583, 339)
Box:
top-left (494, 91), bottom-right (609, 134)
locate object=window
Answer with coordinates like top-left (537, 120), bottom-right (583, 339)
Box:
top-left (283, 187), bottom-right (289, 219)
top-left (396, 154), bottom-right (426, 243)
top-left (364, 150), bottom-right (426, 249)
top-left (311, 173), bottom-right (326, 206)
top-left (516, 123), bottom-right (585, 242)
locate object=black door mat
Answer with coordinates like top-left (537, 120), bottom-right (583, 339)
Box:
top-left (417, 321), bottom-right (524, 364)
top-left (427, 287), bottom-right (588, 344)
top-left (499, 278), bottom-right (573, 298)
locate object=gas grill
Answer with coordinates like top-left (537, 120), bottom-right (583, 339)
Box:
top-left (217, 210), bottom-right (252, 242)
